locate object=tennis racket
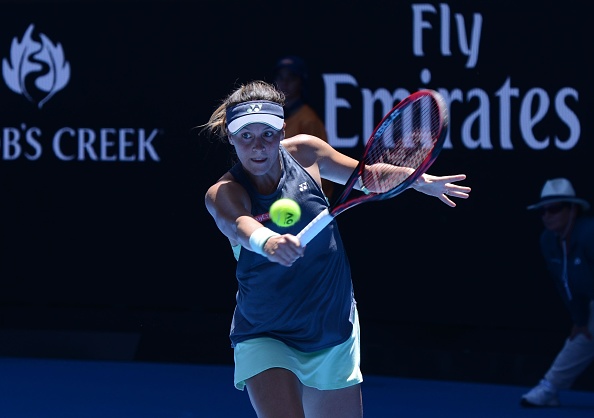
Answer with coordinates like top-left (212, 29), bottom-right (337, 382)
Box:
top-left (296, 89), bottom-right (448, 245)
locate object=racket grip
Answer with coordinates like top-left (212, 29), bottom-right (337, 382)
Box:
top-left (296, 208), bottom-right (334, 246)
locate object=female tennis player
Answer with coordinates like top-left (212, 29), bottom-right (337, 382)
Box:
top-left (203, 80), bottom-right (471, 418)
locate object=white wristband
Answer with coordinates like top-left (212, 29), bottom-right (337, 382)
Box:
top-left (249, 227), bottom-right (280, 256)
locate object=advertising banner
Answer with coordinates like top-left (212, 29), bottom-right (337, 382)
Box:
top-left (0, 0), bottom-right (590, 342)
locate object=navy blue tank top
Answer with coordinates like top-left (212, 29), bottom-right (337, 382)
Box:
top-left (228, 144), bottom-right (355, 352)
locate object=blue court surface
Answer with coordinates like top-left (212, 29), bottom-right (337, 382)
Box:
top-left (1, 357), bottom-right (593, 417)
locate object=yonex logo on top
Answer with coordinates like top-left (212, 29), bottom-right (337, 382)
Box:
top-left (248, 104), bottom-right (263, 113)
top-left (2, 24), bottom-right (70, 109)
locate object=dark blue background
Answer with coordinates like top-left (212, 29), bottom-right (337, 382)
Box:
top-left (0, 0), bottom-right (592, 390)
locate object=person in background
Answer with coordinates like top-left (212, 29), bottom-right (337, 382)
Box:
top-left (273, 55), bottom-right (335, 200)
top-left (522, 177), bottom-right (594, 407)
top-left (203, 80), bottom-right (471, 418)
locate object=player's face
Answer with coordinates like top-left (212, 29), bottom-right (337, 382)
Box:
top-left (228, 123), bottom-right (284, 176)
top-left (540, 202), bottom-right (574, 234)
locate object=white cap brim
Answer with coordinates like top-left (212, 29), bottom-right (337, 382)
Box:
top-left (227, 114), bottom-right (284, 134)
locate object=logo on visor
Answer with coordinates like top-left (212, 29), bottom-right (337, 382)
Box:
top-left (248, 103), bottom-right (263, 113)
top-left (2, 24), bottom-right (70, 109)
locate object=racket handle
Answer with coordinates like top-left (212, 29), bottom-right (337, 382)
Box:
top-left (296, 208), bottom-right (334, 246)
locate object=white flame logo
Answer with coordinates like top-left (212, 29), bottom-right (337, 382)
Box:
top-left (2, 24), bottom-right (70, 108)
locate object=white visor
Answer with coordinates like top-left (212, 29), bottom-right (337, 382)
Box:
top-left (226, 101), bottom-right (284, 134)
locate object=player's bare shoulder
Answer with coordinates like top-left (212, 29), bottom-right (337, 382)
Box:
top-left (205, 172), bottom-right (240, 209)
top-left (282, 133), bottom-right (324, 149)
top-left (282, 134), bottom-right (332, 164)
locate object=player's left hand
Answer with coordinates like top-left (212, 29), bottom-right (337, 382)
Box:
top-left (412, 174), bottom-right (471, 207)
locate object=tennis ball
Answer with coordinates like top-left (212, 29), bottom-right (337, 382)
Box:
top-left (269, 198), bottom-right (301, 227)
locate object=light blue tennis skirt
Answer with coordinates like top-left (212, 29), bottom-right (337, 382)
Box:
top-left (233, 309), bottom-right (362, 391)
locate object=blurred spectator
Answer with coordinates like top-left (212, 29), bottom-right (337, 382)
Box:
top-left (273, 55), bottom-right (335, 200)
top-left (521, 178), bottom-right (594, 407)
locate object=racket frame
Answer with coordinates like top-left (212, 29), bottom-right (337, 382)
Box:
top-left (297, 89), bottom-right (449, 245)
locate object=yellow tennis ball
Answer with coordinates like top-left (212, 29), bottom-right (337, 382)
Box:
top-left (269, 198), bottom-right (301, 227)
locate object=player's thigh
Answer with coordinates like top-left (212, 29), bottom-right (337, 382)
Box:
top-left (302, 383), bottom-right (362, 418)
top-left (245, 367), bottom-right (305, 418)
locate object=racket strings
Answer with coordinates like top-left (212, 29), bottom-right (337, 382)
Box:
top-left (361, 95), bottom-right (443, 193)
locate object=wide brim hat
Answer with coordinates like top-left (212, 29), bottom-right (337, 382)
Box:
top-left (527, 177), bottom-right (590, 211)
